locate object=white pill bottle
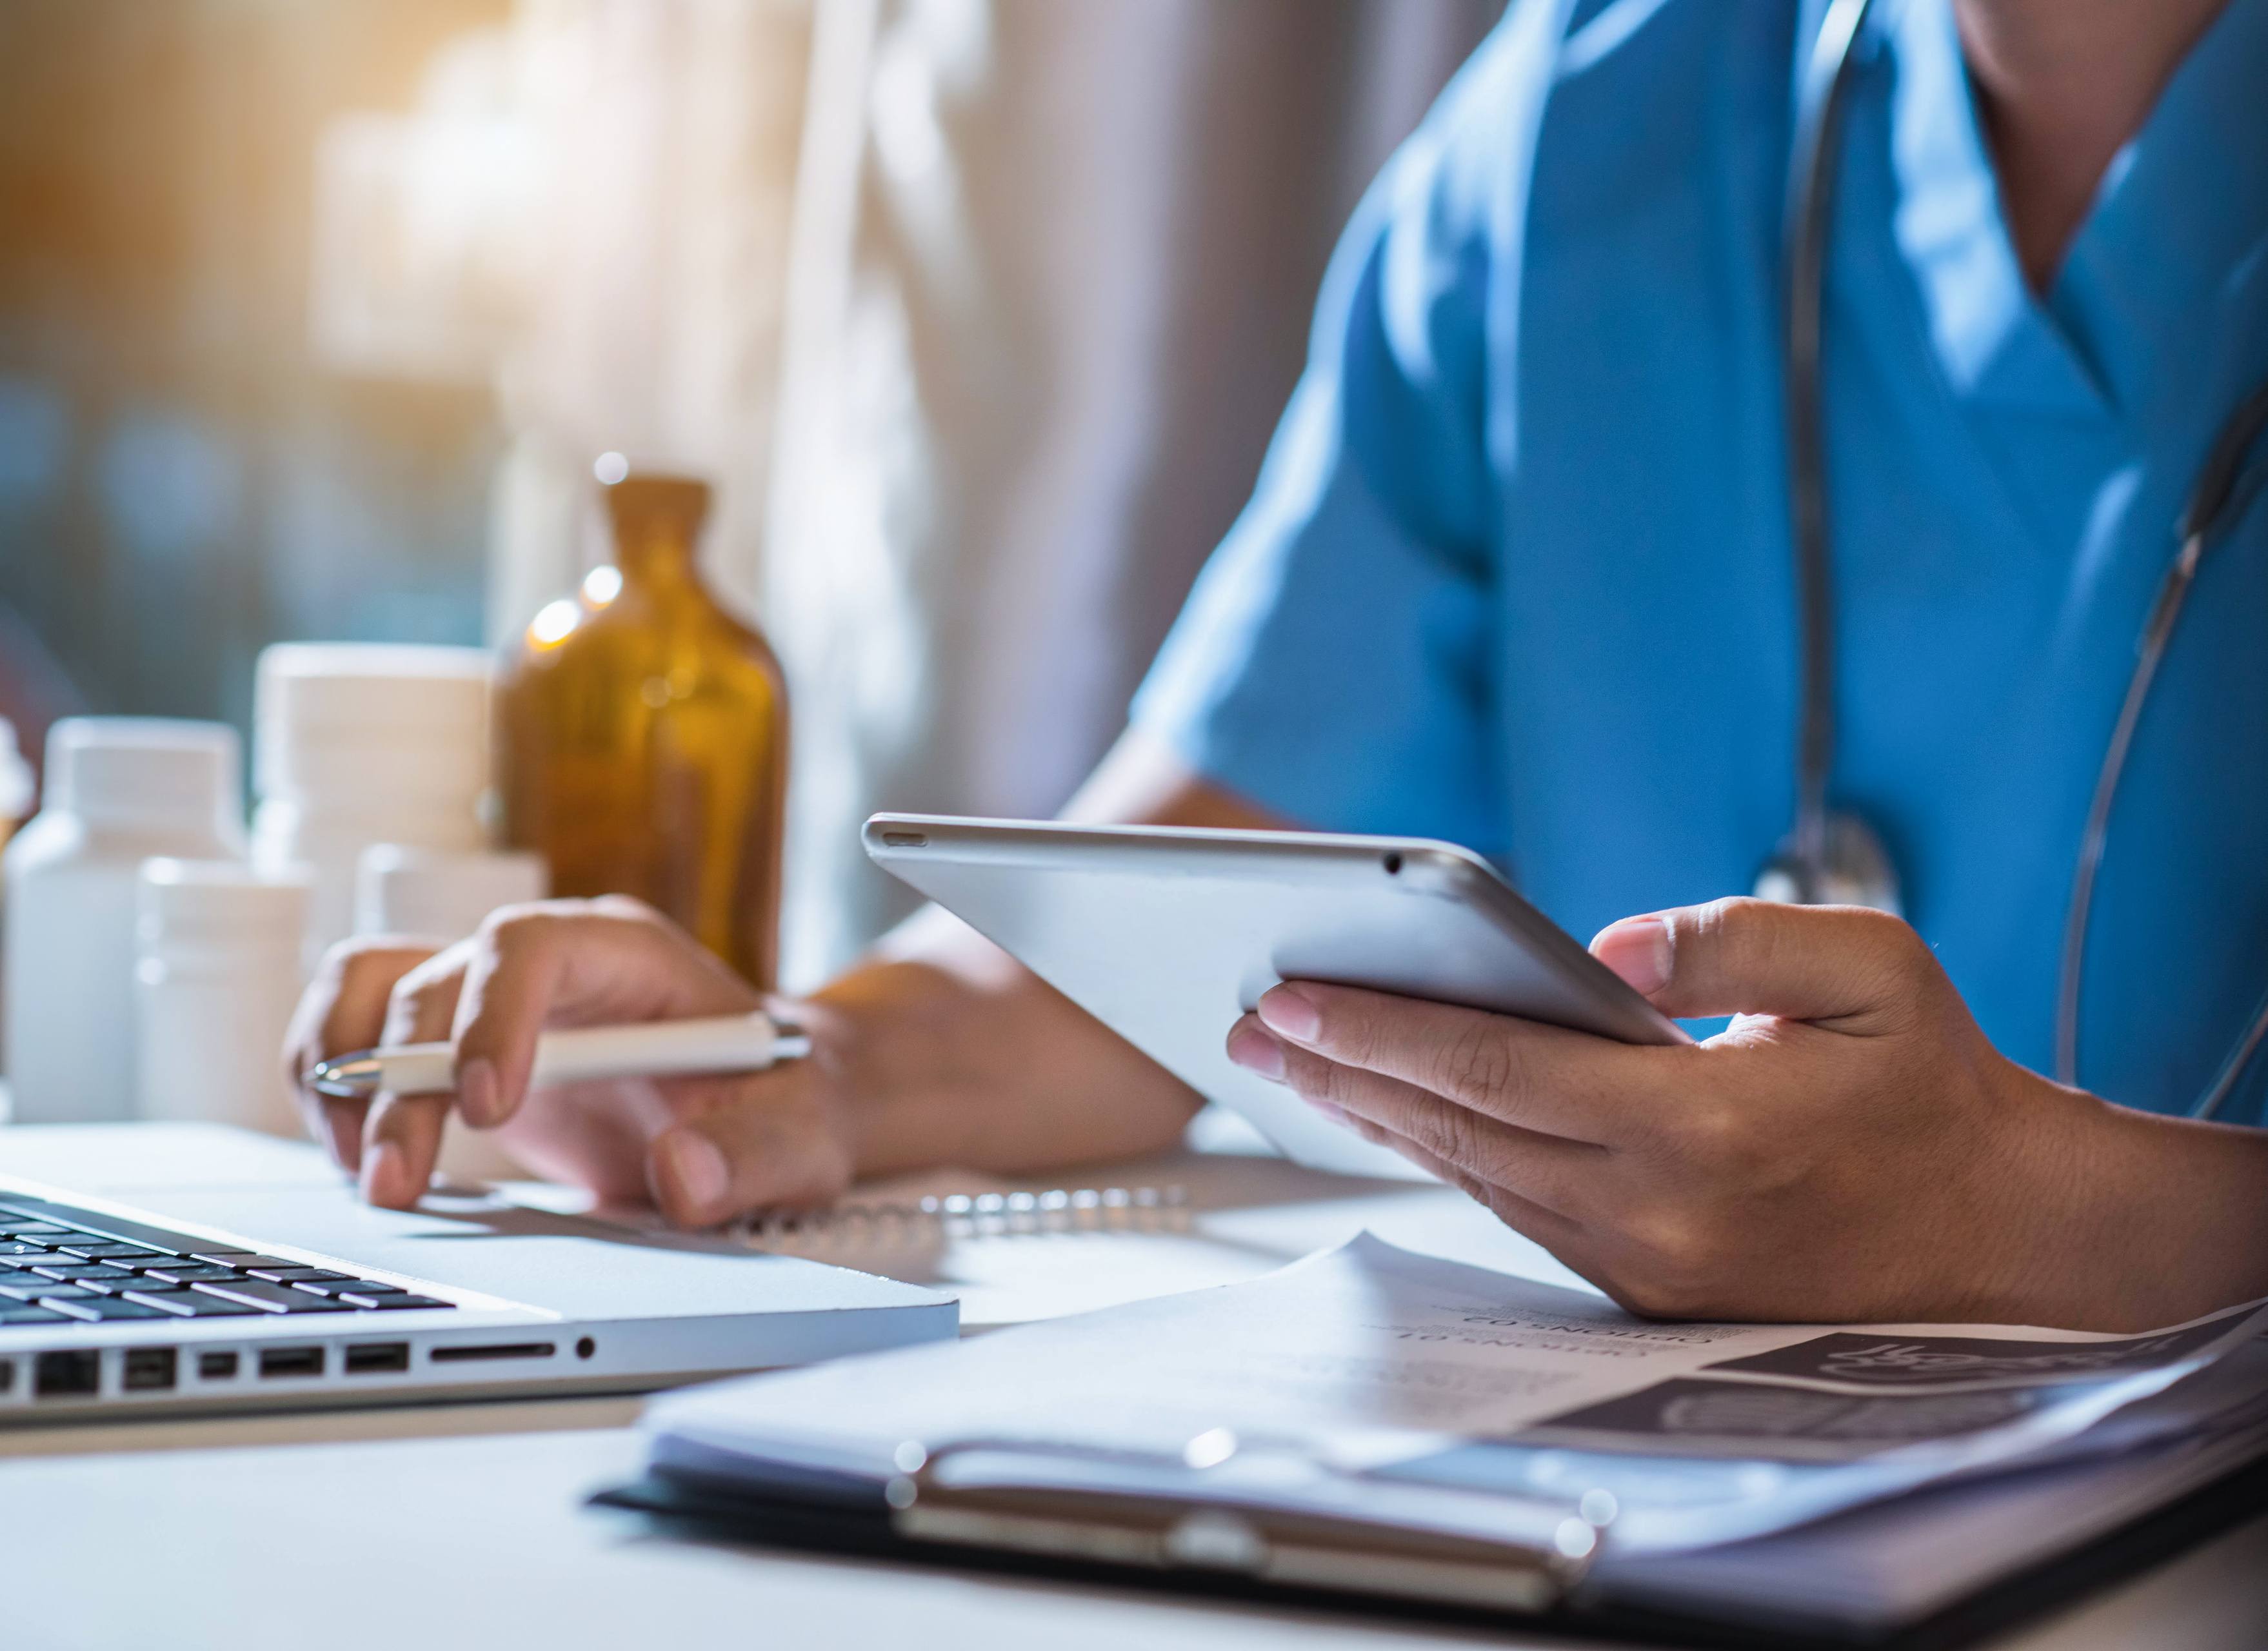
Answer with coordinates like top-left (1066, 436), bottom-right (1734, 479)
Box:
top-left (250, 643), bottom-right (495, 965)
top-left (2, 718), bottom-right (246, 1122)
top-left (134, 860), bottom-right (311, 1137)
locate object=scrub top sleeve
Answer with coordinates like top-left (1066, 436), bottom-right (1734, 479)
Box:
top-left (1130, 75), bottom-right (1507, 853)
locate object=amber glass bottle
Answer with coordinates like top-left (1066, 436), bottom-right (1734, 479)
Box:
top-left (497, 473), bottom-right (789, 987)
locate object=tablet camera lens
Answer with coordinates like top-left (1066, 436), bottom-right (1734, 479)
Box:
top-left (1382, 852), bottom-right (1403, 875)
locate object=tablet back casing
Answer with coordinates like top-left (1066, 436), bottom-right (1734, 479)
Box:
top-left (864, 816), bottom-right (1687, 1180)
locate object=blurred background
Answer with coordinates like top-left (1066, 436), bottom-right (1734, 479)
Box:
top-left (0, 0), bottom-right (1504, 987)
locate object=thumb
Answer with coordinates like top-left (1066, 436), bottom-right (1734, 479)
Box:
top-left (1590, 896), bottom-right (1933, 1030)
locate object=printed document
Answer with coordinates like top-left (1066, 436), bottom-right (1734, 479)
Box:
top-left (644, 1233), bottom-right (2267, 1554)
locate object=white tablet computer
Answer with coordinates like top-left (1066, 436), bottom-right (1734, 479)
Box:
top-left (863, 815), bottom-right (1689, 1180)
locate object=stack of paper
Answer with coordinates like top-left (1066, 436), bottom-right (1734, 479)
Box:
top-left (636, 1234), bottom-right (2268, 1637)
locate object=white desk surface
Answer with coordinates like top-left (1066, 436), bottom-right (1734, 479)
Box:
top-left (5, 1120), bottom-right (2263, 1651)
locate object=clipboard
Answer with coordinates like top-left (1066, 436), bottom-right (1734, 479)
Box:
top-left (588, 1451), bottom-right (2268, 1651)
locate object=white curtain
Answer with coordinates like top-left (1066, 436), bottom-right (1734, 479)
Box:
top-left (311, 0), bottom-right (1504, 988)
top-left (758, 0), bottom-right (1504, 986)
top-left (309, 0), bottom-right (813, 639)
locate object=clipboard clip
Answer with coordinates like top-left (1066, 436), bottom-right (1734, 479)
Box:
top-left (882, 1433), bottom-right (1607, 1614)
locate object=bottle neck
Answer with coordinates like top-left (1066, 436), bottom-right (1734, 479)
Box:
top-left (613, 524), bottom-right (706, 595)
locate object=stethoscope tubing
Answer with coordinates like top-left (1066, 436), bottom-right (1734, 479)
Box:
top-left (1780, 0), bottom-right (1877, 876)
top-left (1781, 0), bottom-right (2268, 1120)
top-left (2056, 382), bottom-right (2268, 1098)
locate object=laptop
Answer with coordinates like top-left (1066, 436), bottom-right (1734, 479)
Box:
top-left (0, 1122), bottom-right (956, 1421)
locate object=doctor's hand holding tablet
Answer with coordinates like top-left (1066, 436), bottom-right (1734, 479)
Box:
top-left (289, 0), bottom-right (2268, 1334)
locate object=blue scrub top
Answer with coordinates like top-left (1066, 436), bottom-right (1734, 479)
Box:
top-left (1133, 0), bottom-right (2268, 1122)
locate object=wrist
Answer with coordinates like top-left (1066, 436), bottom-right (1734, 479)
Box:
top-left (1979, 1065), bottom-right (2268, 1330)
top-left (773, 960), bottom-right (986, 1180)
top-left (1971, 1067), bottom-right (2127, 1327)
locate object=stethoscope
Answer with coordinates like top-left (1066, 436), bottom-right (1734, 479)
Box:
top-left (1755, 0), bottom-right (2268, 1120)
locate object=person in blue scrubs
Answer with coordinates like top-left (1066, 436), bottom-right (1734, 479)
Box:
top-left (293, 0), bottom-right (2268, 1332)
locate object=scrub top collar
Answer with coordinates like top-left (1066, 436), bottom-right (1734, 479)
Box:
top-left (2060, 0), bottom-right (2268, 420)
top-left (1877, 0), bottom-right (2268, 423)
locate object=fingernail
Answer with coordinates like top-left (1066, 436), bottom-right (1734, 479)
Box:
top-left (361, 1141), bottom-right (408, 1207)
top-left (1226, 1023), bottom-right (1286, 1080)
top-left (1257, 984), bottom-right (1322, 1043)
top-left (458, 1057), bottom-right (499, 1127)
top-left (657, 1131), bottom-right (730, 1218)
top-left (1594, 916), bottom-right (1673, 996)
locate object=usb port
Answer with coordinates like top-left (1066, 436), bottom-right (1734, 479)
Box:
top-left (34, 1349), bottom-right (99, 1399)
top-left (197, 1350), bottom-right (241, 1381)
top-left (257, 1345), bottom-right (325, 1379)
top-left (343, 1342), bottom-right (410, 1375)
top-left (123, 1347), bottom-right (178, 1391)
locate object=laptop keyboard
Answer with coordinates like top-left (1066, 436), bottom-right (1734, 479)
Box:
top-left (0, 1198), bottom-right (453, 1327)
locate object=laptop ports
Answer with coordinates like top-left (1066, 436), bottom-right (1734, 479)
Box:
top-left (34, 1349), bottom-right (99, 1399)
top-left (257, 1345), bottom-right (325, 1379)
top-left (429, 1341), bottom-right (556, 1363)
top-left (343, 1342), bottom-right (410, 1375)
top-left (123, 1347), bottom-right (178, 1391)
top-left (197, 1350), bottom-right (240, 1381)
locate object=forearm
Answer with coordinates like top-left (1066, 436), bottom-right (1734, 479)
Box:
top-left (785, 726), bottom-right (1278, 1181)
top-left (797, 904), bottom-right (1202, 1179)
top-left (1999, 1079), bottom-right (2268, 1330)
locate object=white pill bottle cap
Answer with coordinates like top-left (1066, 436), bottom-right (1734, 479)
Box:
top-left (138, 858), bottom-right (311, 956)
top-left (43, 717), bottom-right (246, 843)
top-left (254, 642), bottom-right (493, 812)
top-left (355, 844), bottom-right (547, 944)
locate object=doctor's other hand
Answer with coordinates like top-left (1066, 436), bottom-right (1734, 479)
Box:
top-left (284, 898), bottom-right (861, 1223)
top-left (1226, 897), bottom-right (2251, 1332)
top-left (286, 893), bottom-right (1204, 1226)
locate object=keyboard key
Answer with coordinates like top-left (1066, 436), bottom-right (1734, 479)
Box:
top-left (13, 1206), bottom-right (252, 1261)
top-left (56, 1241), bottom-right (169, 1261)
top-left (123, 1289), bottom-right (263, 1318)
top-left (340, 1292), bottom-right (452, 1310)
top-left (29, 1263), bottom-right (134, 1282)
top-left (190, 1254), bottom-right (294, 1270)
top-left (0, 1305), bottom-right (70, 1326)
top-left (139, 1263), bottom-right (247, 1285)
top-left (0, 1203), bottom-right (213, 1255)
top-left (189, 1281), bottom-right (352, 1314)
top-left (1, 1283), bottom-right (94, 1301)
top-left (60, 1275), bottom-right (124, 1294)
top-left (291, 1278), bottom-right (403, 1298)
top-left (84, 1274), bottom-right (181, 1296)
top-left (245, 1266), bottom-right (353, 1283)
top-left (0, 1241), bottom-right (54, 1258)
top-left (41, 1296), bottom-right (174, 1322)
top-left (0, 1222), bottom-right (71, 1238)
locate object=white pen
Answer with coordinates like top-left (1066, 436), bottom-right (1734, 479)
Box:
top-left (304, 1012), bottom-right (811, 1100)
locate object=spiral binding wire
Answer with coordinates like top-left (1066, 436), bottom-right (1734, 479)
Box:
top-left (733, 1183), bottom-right (1191, 1248)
